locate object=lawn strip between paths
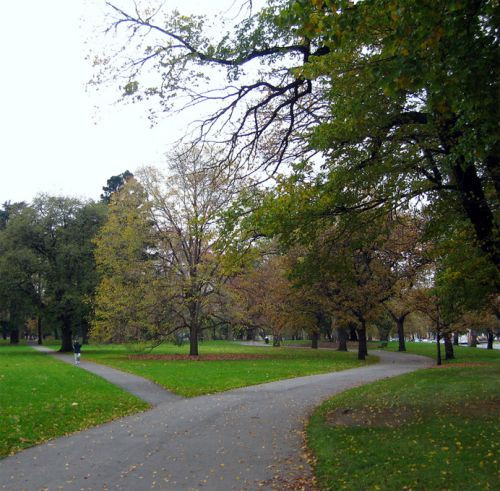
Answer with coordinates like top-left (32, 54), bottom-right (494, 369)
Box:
top-left (79, 341), bottom-right (373, 397)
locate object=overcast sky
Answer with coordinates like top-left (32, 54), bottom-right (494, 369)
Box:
top-left (0, 0), bottom-right (251, 204)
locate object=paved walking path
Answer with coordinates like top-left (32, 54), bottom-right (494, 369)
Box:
top-left (1, 349), bottom-right (432, 490)
top-left (31, 345), bottom-right (181, 406)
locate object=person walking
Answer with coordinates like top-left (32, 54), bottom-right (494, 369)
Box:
top-left (73, 339), bottom-right (82, 365)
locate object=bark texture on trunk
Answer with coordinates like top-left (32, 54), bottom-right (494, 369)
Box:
top-left (10, 328), bottom-right (19, 344)
top-left (357, 322), bottom-right (368, 361)
top-left (189, 324), bottom-right (199, 356)
top-left (37, 316), bottom-right (43, 345)
top-left (487, 329), bottom-right (494, 349)
top-left (349, 324), bottom-right (358, 341)
top-left (59, 316), bottom-right (73, 352)
top-left (436, 332), bottom-right (442, 366)
top-left (337, 326), bottom-right (348, 351)
top-left (311, 331), bottom-right (319, 349)
top-left (469, 330), bottom-right (477, 347)
top-left (452, 162), bottom-right (499, 267)
top-left (444, 333), bottom-right (455, 360)
top-left (397, 316), bottom-right (406, 352)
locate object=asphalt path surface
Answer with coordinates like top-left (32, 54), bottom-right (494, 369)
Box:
top-left (1, 349), bottom-right (432, 490)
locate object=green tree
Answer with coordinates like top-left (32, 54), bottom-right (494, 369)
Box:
top-left (0, 204), bottom-right (43, 344)
top-left (413, 288), bottom-right (454, 365)
top-left (100, 170), bottom-right (134, 203)
top-left (97, 0), bottom-right (498, 269)
top-left (31, 196), bottom-right (107, 351)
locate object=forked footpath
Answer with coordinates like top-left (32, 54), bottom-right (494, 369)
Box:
top-left (1, 350), bottom-right (432, 490)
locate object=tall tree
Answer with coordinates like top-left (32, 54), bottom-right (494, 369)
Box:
top-left (0, 198), bottom-right (105, 349)
top-left (94, 147), bottom-right (244, 355)
top-left (93, 178), bottom-right (172, 344)
top-left (413, 288), bottom-right (453, 365)
top-left (31, 196), bottom-right (107, 351)
top-left (382, 215), bottom-right (429, 351)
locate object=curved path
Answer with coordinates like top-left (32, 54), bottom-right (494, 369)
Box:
top-left (1, 350), bottom-right (432, 490)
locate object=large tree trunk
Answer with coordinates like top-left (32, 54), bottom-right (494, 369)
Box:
top-left (311, 331), bottom-right (319, 349)
top-left (189, 323), bottom-right (199, 356)
top-left (273, 334), bottom-right (282, 347)
top-left (357, 321), bottom-right (368, 361)
top-left (10, 327), bottom-right (19, 344)
top-left (436, 332), bottom-right (442, 366)
top-left (444, 333), bottom-right (455, 360)
top-left (469, 330), bottom-right (477, 347)
top-left (337, 325), bottom-right (348, 352)
top-left (349, 324), bottom-right (358, 341)
top-left (37, 316), bottom-right (43, 345)
top-left (487, 329), bottom-right (494, 349)
top-left (59, 316), bottom-right (73, 352)
top-left (451, 161), bottom-right (499, 267)
top-left (188, 297), bottom-right (201, 356)
top-left (397, 315), bottom-right (406, 352)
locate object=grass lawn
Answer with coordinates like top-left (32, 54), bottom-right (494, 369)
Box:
top-left (307, 346), bottom-right (500, 490)
top-left (383, 340), bottom-right (500, 364)
top-left (0, 344), bottom-right (148, 458)
top-left (72, 340), bottom-right (376, 397)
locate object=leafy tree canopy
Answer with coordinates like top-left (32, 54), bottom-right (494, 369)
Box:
top-left (97, 0), bottom-right (498, 270)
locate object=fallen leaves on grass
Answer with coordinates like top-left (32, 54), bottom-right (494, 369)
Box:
top-left (431, 362), bottom-right (498, 368)
top-left (125, 354), bottom-right (271, 361)
top-left (325, 406), bottom-right (415, 428)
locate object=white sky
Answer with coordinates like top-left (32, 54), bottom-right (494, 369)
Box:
top-left (0, 0), bottom-right (251, 204)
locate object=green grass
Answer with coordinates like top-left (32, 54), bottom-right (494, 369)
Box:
top-left (384, 340), bottom-right (500, 363)
top-left (307, 349), bottom-right (500, 490)
top-left (281, 339), bottom-right (381, 349)
top-left (0, 345), bottom-right (148, 458)
top-left (74, 341), bottom-right (376, 397)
